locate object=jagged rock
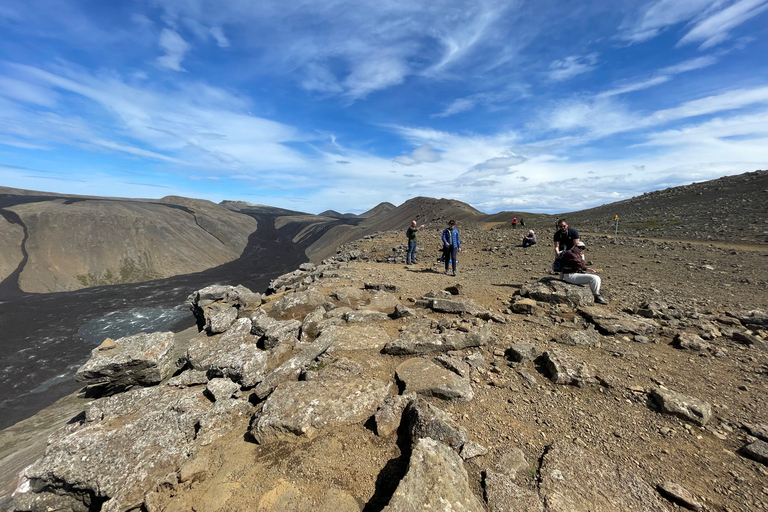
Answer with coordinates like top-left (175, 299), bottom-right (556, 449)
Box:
top-left (490, 447), bottom-right (529, 477)
top-left (75, 331), bottom-right (176, 394)
top-left (344, 309), bottom-right (389, 323)
top-left (507, 342), bottom-right (540, 362)
top-left (434, 353), bottom-right (470, 377)
top-left (459, 440), bottom-right (487, 460)
top-left (396, 358), bottom-right (474, 402)
top-left (743, 422), bottom-right (768, 442)
top-left (302, 356), bottom-right (363, 381)
top-left (187, 284), bottom-right (260, 333)
top-left (367, 290), bottom-right (401, 312)
top-left (637, 301), bottom-right (669, 318)
top-left (375, 394), bottom-right (413, 437)
top-left (430, 298), bottom-right (479, 315)
top-left (511, 297), bottom-right (543, 315)
top-left (393, 304), bottom-right (416, 319)
top-left (364, 282), bottom-right (400, 293)
top-left (268, 269), bottom-right (313, 293)
top-left (650, 387), bottom-right (712, 426)
top-left (326, 305), bottom-right (353, 318)
top-left (271, 289), bottom-right (327, 318)
top-left (252, 333), bottom-right (335, 399)
top-left (741, 439), bottom-right (768, 465)
top-left (250, 314), bottom-right (301, 349)
top-left (673, 332), bottom-right (712, 351)
top-left (195, 397), bottom-right (252, 446)
top-left (13, 385), bottom-right (223, 512)
top-left (484, 472), bottom-right (543, 512)
top-left (382, 437), bottom-right (484, 512)
top-left (539, 442), bottom-right (672, 512)
top-left (555, 326), bottom-right (601, 346)
top-left (404, 397), bottom-right (467, 449)
top-left (540, 349), bottom-right (599, 387)
top-left (249, 378), bottom-right (391, 444)
top-left (166, 369), bottom-right (209, 388)
top-left (521, 277), bottom-right (595, 307)
top-left (732, 331), bottom-right (765, 347)
top-left (186, 318), bottom-right (268, 387)
top-left (205, 378), bottom-right (240, 401)
top-left (736, 309), bottom-right (768, 329)
top-left (322, 324), bottom-right (391, 351)
top-left (299, 306), bottom-right (326, 341)
top-left (657, 482), bottom-right (704, 511)
top-left (578, 306), bottom-right (660, 335)
top-left (332, 286), bottom-right (369, 305)
top-left (206, 305), bottom-right (238, 334)
top-left (383, 321), bottom-right (488, 355)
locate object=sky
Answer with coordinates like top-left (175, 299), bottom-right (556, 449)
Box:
top-left (1, 0), bottom-right (768, 214)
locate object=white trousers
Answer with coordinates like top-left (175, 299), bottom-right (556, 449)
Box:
top-left (562, 272), bottom-right (601, 296)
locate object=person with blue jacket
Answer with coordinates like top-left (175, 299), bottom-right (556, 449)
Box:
top-left (441, 219), bottom-right (461, 276)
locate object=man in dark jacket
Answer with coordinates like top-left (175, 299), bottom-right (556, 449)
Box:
top-left (406, 220), bottom-right (425, 265)
top-left (560, 241), bottom-right (608, 304)
top-left (553, 219), bottom-right (580, 256)
top-left (441, 220), bottom-right (461, 276)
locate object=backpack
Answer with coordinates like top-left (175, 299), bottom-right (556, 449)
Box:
top-left (552, 251), bottom-right (565, 273)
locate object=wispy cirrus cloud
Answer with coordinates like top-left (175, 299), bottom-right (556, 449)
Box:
top-left (678, 0), bottom-right (768, 49)
top-left (156, 29), bottom-right (190, 71)
top-left (548, 53), bottom-right (599, 82)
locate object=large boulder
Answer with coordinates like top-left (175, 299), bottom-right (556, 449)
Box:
top-left (404, 397), bottom-right (467, 450)
top-left (249, 378), bottom-right (391, 444)
top-left (539, 442), bottom-right (672, 512)
top-left (396, 358), bottom-right (473, 402)
top-left (521, 277), bottom-right (594, 307)
top-left (75, 332), bottom-right (176, 394)
top-left (186, 318), bottom-right (268, 387)
top-left (13, 385), bottom-right (241, 512)
top-left (382, 437), bottom-right (485, 512)
top-left (187, 284), bottom-right (260, 333)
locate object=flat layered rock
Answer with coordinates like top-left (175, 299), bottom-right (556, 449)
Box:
top-left (343, 309), bottom-right (389, 323)
top-left (404, 397), bottom-right (467, 449)
top-left (650, 387), bottom-right (712, 426)
top-left (741, 439), bottom-right (768, 465)
top-left (319, 323), bottom-right (391, 352)
top-left (539, 442), bottom-right (672, 512)
top-left (555, 327), bottom-right (601, 346)
top-left (521, 277), bottom-right (594, 307)
top-left (382, 437), bottom-right (485, 512)
top-left (253, 333), bottom-right (335, 399)
top-left (430, 298), bottom-right (480, 315)
top-left (271, 289), bottom-right (327, 318)
top-left (396, 358), bottom-right (474, 402)
top-left (75, 331), bottom-right (176, 394)
top-left (578, 307), bottom-right (659, 335)
top-left (540, 349), bottom-right (599, 387)
top-left (383, 321), bottom-right (489, 355)
top-left (14, 385), bottom-right (223, 512)
top-left (187, 318), bottom-right (268, 387)
top-left (250, 378), bottom-right (391, 444)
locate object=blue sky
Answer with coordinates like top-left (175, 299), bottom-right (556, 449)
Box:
top-left (1, 0), bottom-right (767, 214)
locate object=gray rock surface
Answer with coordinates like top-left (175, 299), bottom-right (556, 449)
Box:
top-left (321, 323), bottom-right (391, 351)
top-left (404, 397), bottom-right (467, 450)
top-left (396, 358), bottom-right (474, 402)
top-left (75, 331), bottom-right (176, 394)
top-left (539, 442), bottom-right (672, 512)
top-left (579, 306), bottom-right (660, 335)
top-left (186, 318), bottom-right (268, 387)
top-left (485, 471), bottom-right (543, 512)
top-left (253, 333), bottom-right (335, 399)
top-left (521, 277), bottom-right (595, 307)
top-left (375, 394), bottom-right (413, 437)
top-left (271, 289), bottom-right (327, 317)
top-left (205, 378), bottom-right (240, 401)
top-left (507, 342), bottom-right (540, 362)
top-left (343, 309), bottom-right (389, 323)
top-left (555, 326), bottom-right (601, 346)
top-left (673, 332), bottom-right (712, 351)
top-left (383, 321), bottom-right (489, 355)
top-left (250, 378), bottom-right (391, 444)
top-left (540, 349), bottom-right (599, 387)
top-left (430, 298), bottom-right (480, 315)
top-left (650, 387), bottom-right (712, 426)
top-left (367, 290), bottom-right (401, 312)
top-left (741, 439), bottom-right (768, 465)
top-left (13, 385), bottom-right (223, 512)
top-left (382, 437), bottom-right (485, 512)
top-left (657, 481), bottom-right (704, 511)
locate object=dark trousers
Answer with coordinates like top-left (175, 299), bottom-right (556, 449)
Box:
top-left (406, 240), bottom-right (417, 264)
top-left (443, 245), bottom-right (457, 272)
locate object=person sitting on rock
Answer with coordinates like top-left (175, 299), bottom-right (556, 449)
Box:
top-left (560, 241), bottom-right (608, 304)
top-left (522, 229), bottom-right (537, 248)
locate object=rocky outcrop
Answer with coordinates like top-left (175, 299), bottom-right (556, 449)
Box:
top-left (395, 358), bottom-right (473, 402)
top-left (521, 277), bottom-right (595, 307)
top-left (75, 332), bottom-right (176, 395)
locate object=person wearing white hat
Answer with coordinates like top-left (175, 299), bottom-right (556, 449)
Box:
top-left (560, 241), bottom-right (608, 304)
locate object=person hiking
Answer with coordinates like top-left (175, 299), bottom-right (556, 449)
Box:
top-left (441, 220), bottom-right (461, 276)
top-left (512, 217), bottom-right (518, 229)
top-left (405, 220), bottom-right (425, 266)
top-left (560, 241), bottom-right (608, 304)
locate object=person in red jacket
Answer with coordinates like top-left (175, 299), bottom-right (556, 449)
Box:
top-left (560, 241), bottom-right (608, 304)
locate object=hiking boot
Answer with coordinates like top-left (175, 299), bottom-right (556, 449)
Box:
top-left (595, 295), bottom-right (608, 305)
top-left (452, 271), bottom-right (457, 276)
top-left (444, 270), bottom-right (450, 275)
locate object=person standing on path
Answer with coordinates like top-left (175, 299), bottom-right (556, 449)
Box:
top-left (512, 217), bottom-right (518, 229)
top-left (553, 219), bottom-right (580, 257)
top-left (560, 241), bottom-right (608, 304)
top-left (441, 220), bottom-right (461, 276)
top-left (406, 220), bottom-right (425, 266)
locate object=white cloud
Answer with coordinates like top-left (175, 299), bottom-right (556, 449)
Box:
top-left (658, 55), bottom-right (719, 74)
top-left (618, 0), bottom-right (721, 43)
top-left (343, 54), bottom-right (408, 101)
top-left (393, 144), bottom-right (441, 166)
top-left (548, 53), bottom-right (599, 82)
top-left (157, 28), bottom-right (190, 71)
top-left (678, 0), bottom-right (768, 48)
top-left (209, 26), bottom-right (230, 48)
